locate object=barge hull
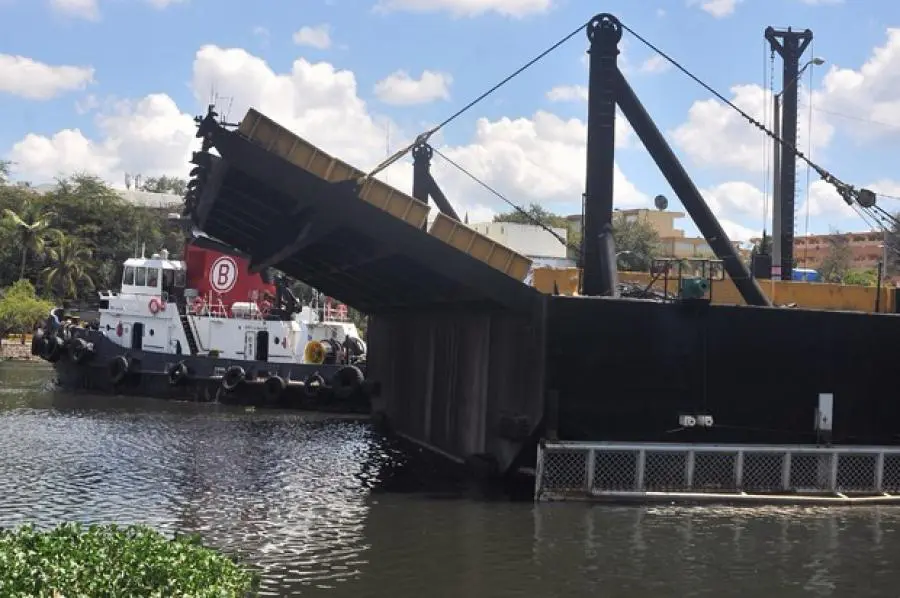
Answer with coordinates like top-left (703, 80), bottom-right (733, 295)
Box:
top-left (547, 296), bottom-right (899, 445)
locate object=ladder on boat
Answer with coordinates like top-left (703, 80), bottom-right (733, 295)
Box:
top-left (176, 300), bottom-right (199, 355)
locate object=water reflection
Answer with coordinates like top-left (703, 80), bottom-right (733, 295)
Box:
top-left (2, 363), bottom-right (900, 597)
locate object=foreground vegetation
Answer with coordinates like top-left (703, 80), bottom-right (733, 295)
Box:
top-left (0, 523), bottom-right (258, 597)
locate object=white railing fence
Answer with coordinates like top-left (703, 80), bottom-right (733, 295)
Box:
top-left (535, 442), bottom-right (900, 501)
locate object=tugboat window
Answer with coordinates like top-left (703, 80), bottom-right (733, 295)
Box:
top-left (123, 266), bottom-right (135, 285)
top-left (173, 269), bottom-right (185, 287)
top-left (147, 268), bottom-right (159, 288)
top-left (135, 267), bottom-right (147, 286)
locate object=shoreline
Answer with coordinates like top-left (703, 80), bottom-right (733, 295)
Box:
top-left (0, 339), bottom-right (40, 362)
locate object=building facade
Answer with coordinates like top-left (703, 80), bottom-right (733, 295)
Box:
top-left (567, 209), bottom-right (731, 261)
top-left (750, 231), bottom-right (887, 271)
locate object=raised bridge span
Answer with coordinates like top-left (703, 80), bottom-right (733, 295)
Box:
top-left (189, 106), bottom-right (548, 475)
top-left (185, 13), bottom-right (900, 483)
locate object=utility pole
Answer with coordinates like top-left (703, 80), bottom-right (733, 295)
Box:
top-left (765, 26), bottom-right (813, 282)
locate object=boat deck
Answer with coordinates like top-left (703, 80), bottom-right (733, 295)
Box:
top-left (190, 108), bottom-right (540, 314)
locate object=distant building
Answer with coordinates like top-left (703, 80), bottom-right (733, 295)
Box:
top-left (750, 231), bottom-right (887, 271)
top-left (469, 221), bottom-right (570, 261)
top-left (567, 208), bottom-right (736, 261)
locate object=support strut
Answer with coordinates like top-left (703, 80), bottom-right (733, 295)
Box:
top-left (412, 144), bottom-right (461, 223)
top-left (582, 13), bottom-right (621, 297)
top-left (766, 27), bottom-right (813, 282)
top-left (614, 70), bottom-right (771, 307)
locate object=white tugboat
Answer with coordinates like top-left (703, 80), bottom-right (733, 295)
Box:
top-left (33, 235), bottom-right (376, 412)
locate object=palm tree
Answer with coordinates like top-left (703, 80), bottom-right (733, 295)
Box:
top-left (3, 200), bottom-right (57, 281)
top-left (42, 232), bottom-right (94, 300)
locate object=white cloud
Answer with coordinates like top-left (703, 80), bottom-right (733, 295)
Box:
top-left (702, 181), bottom-right (765, 219)
top-left (816, 28), bottom-right (900, 141)
top-left (374, 70), bottom-right (452, 105)
top-left (50, 0), bottom-right (99, 20)
top-left (50, 0), bottom-right (187, 19)
top-left (719, 218), bottom-right (757, 242)
top-left (798, 179), bottom-right (858, 220)
top-left (672, 83), bottom-right (833, 173)
top-left (6, 45), bottom-right (652, 223)
top-left (292, 25), bottom-right (332, 50)
top-left (436, 111), bottom-right (648, 210)
top-left (546, 85), bottom-right (587, 102)
top-left (0, 54), bottom-right (94, 100)
top-left (373, 0), bottom-right (552, 17)
top-left (8, 94), bottom-right (196, 184)
top-left (640, 55), bottom-right (670, 74)
top-left (688, 0), bottom-right (740, 18)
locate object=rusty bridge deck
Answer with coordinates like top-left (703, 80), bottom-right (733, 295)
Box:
top-left (189, 108), bottom-right (540, 313)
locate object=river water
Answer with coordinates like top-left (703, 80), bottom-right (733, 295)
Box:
top-left (1, 362), bottom-right (900, 597)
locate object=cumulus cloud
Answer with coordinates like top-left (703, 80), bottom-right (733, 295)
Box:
top-left (688, 0), bottom-right (741, 18)
top-left (292, 25), bottom-right (332, 50)
top-left (373, 0), bottom-right (552, 18)
top-left (672, 83), bottom-right (833, 173)
top-left (374, 70), bottom-right (452, 105)
top-left (816, 28), bottom-right (900, 141)
top-left (0, 54), bottom-right (94, 100)
top-left (6, 45), bottom-right (651, 221)
top-left (49, 0), bottom-right (185, 19)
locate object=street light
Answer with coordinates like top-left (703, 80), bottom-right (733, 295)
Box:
top-left (771, 56), bottom-right (825, 281)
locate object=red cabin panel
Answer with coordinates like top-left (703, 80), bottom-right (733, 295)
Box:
top-left (183, 242), bottom-right (275, 313)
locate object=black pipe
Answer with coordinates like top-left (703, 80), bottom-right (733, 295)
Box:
top-left (766, 27), bottom-right (812, 282)
top-left (426, 173), bottom-right (461, 222)
top-left (582, 13), bottom-right (621, 297)
top-left (412, 144), bottom-right (461, 223)
top-left (412, 144), bottom-right (431, 231)
top-left (614, 69), bottom-right (771, 307)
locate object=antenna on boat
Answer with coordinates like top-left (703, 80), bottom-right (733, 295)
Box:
top-left (141, 243), bottom-right (146, 259)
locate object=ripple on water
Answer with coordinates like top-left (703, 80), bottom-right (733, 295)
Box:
top-left (0, 385), bottom-right (395, 595)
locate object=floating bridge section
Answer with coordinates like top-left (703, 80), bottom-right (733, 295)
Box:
top-left (189, 108), bottom-right (548, 474)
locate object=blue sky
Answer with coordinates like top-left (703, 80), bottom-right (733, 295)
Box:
top-left (2, 0), bottom-right (899, 243)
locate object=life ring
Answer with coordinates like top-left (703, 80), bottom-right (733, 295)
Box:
top-left (168, 361), bottom-right (189, 386)
top-left (148, 297), bottom-right (165, 315)
top-left (108, 356), bottom-right (129, 385)
top-left (221, 365), bottom-right (245, 392)
top-left (304, 340), bottom-right (326, 364)
top-left (263, 375), bottom-right (286, 403)
top-left (303, 373), bottom-right (325, 397)
top-left (70, 338), bottom-right (93, 364)
top-left (331, 365), bottom-right (364, 399)
top-left (191, 297), bottom-right (205, 315)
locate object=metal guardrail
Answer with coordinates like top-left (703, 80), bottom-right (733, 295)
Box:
top-left (535, 442), bottom-right (900, 502)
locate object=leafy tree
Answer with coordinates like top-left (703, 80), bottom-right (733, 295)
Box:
top-left (751, 231), bottom-right (772, 257)
top-left (818, 233), bottom-right (852, 283)
top-left (0, 280), bottom-right (54, 339)
top-left (611, 212), bottom-right (660, 271)
top-left (2, 200), bottom-right (58, 282)
top-left (843, 269), bottom-right (878, 286)
top-left (141, 175), bottom-right (187, 196)
top-left (493, 203), bottom-right (568, 228)
top-left (42, 231), bottom-right (95, 299)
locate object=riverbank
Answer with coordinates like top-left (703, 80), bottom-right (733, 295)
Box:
top-left (0, 338), bottom-right (38, 361)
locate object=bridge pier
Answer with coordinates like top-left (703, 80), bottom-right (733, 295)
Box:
top-left (367, 299), bottom-right (547, 477)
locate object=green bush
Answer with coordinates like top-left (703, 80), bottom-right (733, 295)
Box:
top-left (0, 523), bottom-right (258, 597)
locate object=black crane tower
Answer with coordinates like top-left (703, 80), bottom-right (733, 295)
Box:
top-left (765, 26), bottom-right (813, 282)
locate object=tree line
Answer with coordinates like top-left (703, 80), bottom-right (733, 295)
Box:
top-left (0, 162), bottom-right (181, 337)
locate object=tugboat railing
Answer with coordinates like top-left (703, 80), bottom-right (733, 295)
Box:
top-left (535, 441), bottom-right (900, 504)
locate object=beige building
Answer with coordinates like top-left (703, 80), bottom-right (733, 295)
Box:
top-left (749, 231), bottom-right (888, 271)
top-left (567, 209), bottom-right (732, 260)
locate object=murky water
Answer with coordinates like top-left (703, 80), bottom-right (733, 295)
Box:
top-left (2, 363), bottom-right (900, 597)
